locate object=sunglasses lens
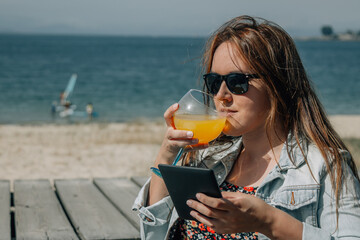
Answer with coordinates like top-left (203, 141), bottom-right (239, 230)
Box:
top-left (227, 74), bottom-right (248, 94)
top-left (204, 74), bottom-right (222, 95)
top-left (204, 73), bottom-right (250, 95)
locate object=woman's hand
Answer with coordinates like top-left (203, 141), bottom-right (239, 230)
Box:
top-left (186, 192), bottom-right (302, 239)
top-left (186, 191), bottom-right (271, 234)
top-left (148, 103), bottom-right (209, 205)
top-left (157, 103), bottom-right (208, 164)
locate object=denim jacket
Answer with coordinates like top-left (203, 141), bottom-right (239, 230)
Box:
top-left (133, 136), bottom-right (360, 239)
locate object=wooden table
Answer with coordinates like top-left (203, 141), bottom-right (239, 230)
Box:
top-left (0, 177), bottom-right (148, 240)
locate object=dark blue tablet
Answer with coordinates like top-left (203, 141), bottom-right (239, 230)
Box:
top-left (158, 164), bottom-right (222, 220)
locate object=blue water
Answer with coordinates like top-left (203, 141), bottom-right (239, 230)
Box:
top-left (0, 34), bottom-right (359, 124)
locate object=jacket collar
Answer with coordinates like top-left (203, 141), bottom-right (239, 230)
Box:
top-left (201, 133), bottom-right (308, 172)
top-left (276, 133), bottom-right (308, 170)
top-left (199, 136), bottom-right (242, 181)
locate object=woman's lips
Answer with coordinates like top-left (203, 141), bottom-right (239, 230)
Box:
top-left (226, 111), bottom-right (236, 117)
top-left (219, 109), bottom-right (237, 117)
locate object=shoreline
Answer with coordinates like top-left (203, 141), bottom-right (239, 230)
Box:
top-left (1, 114), bottom-right (359, 138)
top-left (0, 115), bottom-right (359, 182)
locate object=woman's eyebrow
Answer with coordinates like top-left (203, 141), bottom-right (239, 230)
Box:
top-left (229, 71), bottom-right (245, 74)
top-left (208, 71), bottom-right (246, 75)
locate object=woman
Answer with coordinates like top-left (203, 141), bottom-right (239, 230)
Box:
top-left (133, 15), bottom-right (360, 239)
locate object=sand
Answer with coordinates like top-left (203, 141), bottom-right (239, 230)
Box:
top-left (327, 115), bottom-right (360, 138)
top-left (0, 115), bottom-right (359, 183)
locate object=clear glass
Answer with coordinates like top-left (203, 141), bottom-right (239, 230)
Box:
top-left (174, 89), bottom-right (226, 145)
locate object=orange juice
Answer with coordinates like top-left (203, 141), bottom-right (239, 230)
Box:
top-left (174, 114), bottom-right (226, 144)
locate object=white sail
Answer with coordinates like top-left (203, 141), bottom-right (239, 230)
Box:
top-left (63, 73), bottom-right (77, 101)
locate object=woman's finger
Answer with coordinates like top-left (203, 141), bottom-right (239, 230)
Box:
top-left (196, 193), bottom-right (230, 211)
top-left (189, 210), bottom-right (217, 228)
top-left (164, 103), bottom-right (179, 127)
top-left (187, 199), bottom-right (227, 218)
top-left (167, 128), bottom-right (209, 152)
top-left (167, 128), bottom-right (193, 140)
top-left (167, 139), bottom-right (199, 149)
top-left (221, 191), bottom-right (240, 199)
top-left (221, 192), bottom-right (249, 208)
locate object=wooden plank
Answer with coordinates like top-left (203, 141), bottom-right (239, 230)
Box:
top-left (130, 176), bottom-right (148, 188)
top-left (14, 179), bottom-right (78, 240)
top-left (55, 179), bottom-right (139, 240)
top-left (94, 178), bottom-right (141, 230)
top-left (0, 180), bottom-right (10, 240)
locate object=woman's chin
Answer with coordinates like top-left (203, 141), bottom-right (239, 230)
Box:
top-left (222, 122), bottom-right (242, 137)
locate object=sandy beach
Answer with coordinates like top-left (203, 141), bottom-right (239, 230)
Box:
top-left (0, 115), bottom-right (359, 183)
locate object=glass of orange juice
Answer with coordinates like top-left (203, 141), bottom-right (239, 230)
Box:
top-left (150, 89), bottom-right (225, 177)
top-left (174, 89), bottom-right (226, 146)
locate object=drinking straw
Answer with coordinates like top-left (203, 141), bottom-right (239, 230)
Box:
top-left (150, 148), bottom-right (184, 178)
top-left (172, 148), bottom-right (184, 165)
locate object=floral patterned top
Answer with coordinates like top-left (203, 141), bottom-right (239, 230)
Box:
top-left (168, 181), bottom-right (259, 240)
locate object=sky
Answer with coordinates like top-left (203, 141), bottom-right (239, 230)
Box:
top-left (0, 0), bottom-right (359, 37)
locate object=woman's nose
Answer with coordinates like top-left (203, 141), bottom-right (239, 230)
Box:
top-left (215, 81), bottom-right (232, 103)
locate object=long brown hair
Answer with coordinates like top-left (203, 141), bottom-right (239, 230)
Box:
top-left (201, 15), bottom-right (359, 221)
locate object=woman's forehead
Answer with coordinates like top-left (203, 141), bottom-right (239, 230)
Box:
top-left (212, 42), bottom-right (250, 74)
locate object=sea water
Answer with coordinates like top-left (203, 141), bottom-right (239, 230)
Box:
top-left (0, 34), bottom-right (359, 124)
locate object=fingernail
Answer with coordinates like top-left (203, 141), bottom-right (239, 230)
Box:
top-left (190, 211), bottom-right (196, 217)
top-left (187, 131), bottom-right (193, 138)
top-left (196, 193), bottom-right (201, 199)
top-left (173, 103), bottom-right (179, 110)
top-left (191, 139), bottom-right (198, 144)
top-left (186, 200), bottom-right (192, 206)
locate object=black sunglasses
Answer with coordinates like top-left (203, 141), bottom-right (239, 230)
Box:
top-left (203, 72), bottom-right (259, 95)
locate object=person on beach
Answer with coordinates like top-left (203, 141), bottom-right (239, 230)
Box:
top-left (133, 15), bottom-right (360, 239)
top-left (60, 92), bottom-right (66, 106)
top-left (51, 101), bottom-right (57, 119)
top-left (86, 102), bottom-right (94, 120)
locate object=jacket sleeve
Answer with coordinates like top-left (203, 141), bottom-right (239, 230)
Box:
top-left (303, 158), bottom-right (360, 239)
top-left (132, 177), bottom-right (174, 240)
